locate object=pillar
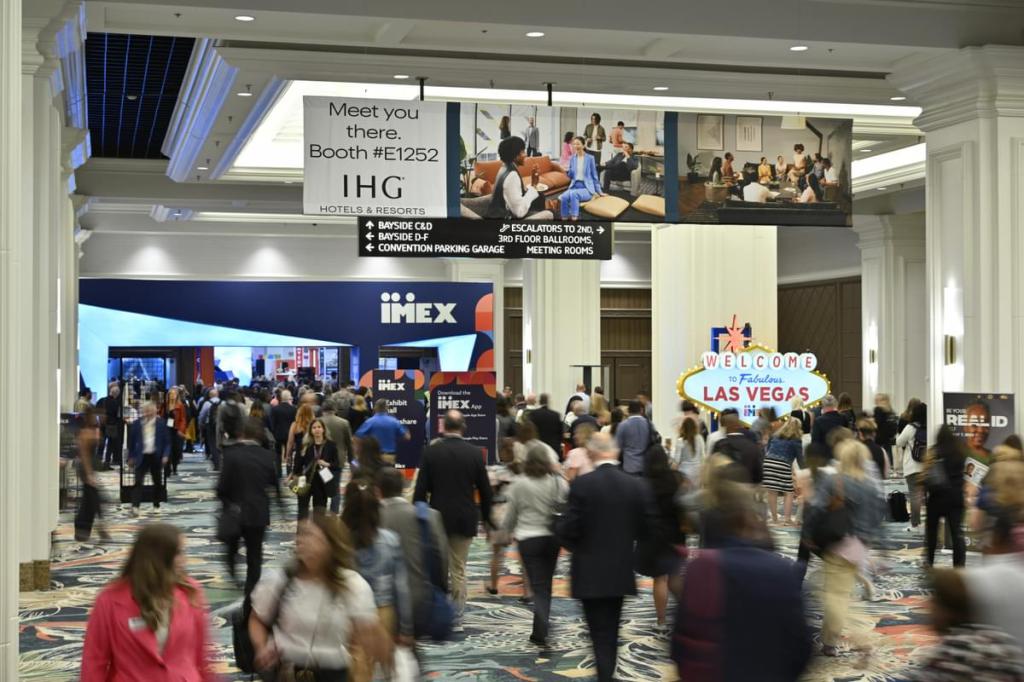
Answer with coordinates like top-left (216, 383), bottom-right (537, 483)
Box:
top-left (651, 224), bottom-right (778, 438)
top-left (0, 0), bottom-right (23, 673)
top-left (522, 260), bottom-right (601, 412)
top-left (855, 213), bottom-right (927, 412)
top-left (890, 46), bottom-right (1024, 434)
top-left (447, 259), bottom-right (505, 389)
top-left (58, 157), bottom-right (79, 411)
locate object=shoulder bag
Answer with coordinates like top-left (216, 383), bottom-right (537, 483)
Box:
top-left (547, 474), bottom-right (568, 534)
top-left (807, 475), bottom-right (851, 553)
top-left (413, 502), bottom-right (455, 640)
top-left (233, 564), bottom-right (296, 675)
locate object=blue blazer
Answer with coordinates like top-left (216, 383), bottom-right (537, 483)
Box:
top-left (128, 418), bottom-right (170, 464)
top-left (566, 153), bottom-right (602, 195)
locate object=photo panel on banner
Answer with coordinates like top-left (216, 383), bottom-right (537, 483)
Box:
top-left (943, 393), bottom-right (1016, 493)
top-left (303, 94), bottom-right (854, 235)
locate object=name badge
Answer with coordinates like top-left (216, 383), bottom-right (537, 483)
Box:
top-left (128, 616), bottom-right (146, 632)
top-left (167, 418), bottom-right (175, 428)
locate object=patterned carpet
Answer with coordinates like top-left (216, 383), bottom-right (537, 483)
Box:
top-left (18, 454), bottom-right (965, 681)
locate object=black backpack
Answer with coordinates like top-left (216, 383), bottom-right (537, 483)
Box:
top-left (910, 423), bottom-right (927, 462)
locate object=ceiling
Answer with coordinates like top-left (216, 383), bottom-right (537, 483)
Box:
top-left (85, 32), bottom-right (196, 158)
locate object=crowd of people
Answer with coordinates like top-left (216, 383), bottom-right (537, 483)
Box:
top-left (72, 378), bottom-right (1024, 681)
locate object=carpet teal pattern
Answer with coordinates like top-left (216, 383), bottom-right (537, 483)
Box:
top-left (19, 454), bottom-right (963, 681)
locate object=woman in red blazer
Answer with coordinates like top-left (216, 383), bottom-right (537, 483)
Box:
top-left (81, 523), bottom-right (215, 682)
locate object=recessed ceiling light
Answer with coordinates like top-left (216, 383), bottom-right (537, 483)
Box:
top-left (653, 86), bottom-right (669, 91)
top-left (234, 15), bottom-right (255, 22)
top-left (196, 166), bottom-right (208, 170)
top-left (877, 186), bottom-right (888, 191)
top-left (237, 91), bottom-right (253, 97)
top-left (526, 31), bottom-right (545, 38)
top-left (890, 96), bottom-right (906, 101)
top-left (790, 45), bottom-right (809, 52)
top-left (126, 94), bottom-right (138, 101)
top-left (860, 149), bottom-right (873, 153)
top-left (393, 74), bottom-right (410, 80)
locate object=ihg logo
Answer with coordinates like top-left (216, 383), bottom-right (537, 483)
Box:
top-left (380, 292), bottom-right (457, 324)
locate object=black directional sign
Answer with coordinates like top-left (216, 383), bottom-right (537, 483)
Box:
top-left (358, 217), bottom-right (613, 260)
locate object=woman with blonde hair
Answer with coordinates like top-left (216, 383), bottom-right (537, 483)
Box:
top-left (816, 439), bottom-right (884, 657)
top-left (347, 394), bottom-right (370, 433)
top-left (285, 403), bottom-right (316, 473)
top-left (249, 513), bottom-right (388, 681)
top-left (82, 524), bottom-right (213, 680)
top-left (672, 416), bottom-right (706, 484)
top-left (763, 418), bottom-right (804, 525)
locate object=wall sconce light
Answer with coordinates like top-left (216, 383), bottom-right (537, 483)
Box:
top-left (868, 349), bottom-right (877, 364)
top-left (944, 335), bottom-right (957, 365)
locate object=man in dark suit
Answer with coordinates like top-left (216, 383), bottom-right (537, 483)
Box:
top-left (377, 467), bottom-right (450, 638)
top-left (216, 404), bottom-right (280, 602)
top-left (712, 412), bottom-right (764, 485)
top-left (414, 410), bottom-right (494, 631)
top-left (811, 394), bottom-right (847, 455)
top-left (269, 389), bottom-right (297, 477)
top-left (557, 432), bottom-right (656, 682)
top-left (527, 393), bottom-right (564, 459)
top-left (128, 401), bottom-right (170, 516)
top-left (601, 142), bottom-right (640, 192)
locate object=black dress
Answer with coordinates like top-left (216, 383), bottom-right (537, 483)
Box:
top-left (292, 440), bottom-right (340, 518)
top-left (636, 470), bottom-right (684, 577)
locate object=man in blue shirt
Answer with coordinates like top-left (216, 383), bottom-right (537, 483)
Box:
top-left (615, 401), bottom-right (654, 475)
top-left (356, 399), bottom-right (410, 464)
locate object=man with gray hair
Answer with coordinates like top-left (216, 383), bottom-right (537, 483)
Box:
top-left (558, 431), bottom-right (656, 682)
top-left (415, 410), bottom-right (494, 632)
top-left (811, 394), bottom-right (845, 455)
top-left (127, 401), bottom-right (170, 516)
top-left (355, 398), bottom-right (410, 465)
top-left (270, 388), bottom-right (297, 477)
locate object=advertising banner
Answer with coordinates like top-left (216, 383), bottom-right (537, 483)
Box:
top-left (943, 392), bottom-right (1015, 466)
top-left (429, 371), bottom-right (497, 464)
top-left (366, 369), bottom-right (428, 469)
top-left (679, 345), bottom-right (830, 423)
top-left (302, 97), bottom-right (853, 230)
top-left (304, 97), bottom-right (448, 217)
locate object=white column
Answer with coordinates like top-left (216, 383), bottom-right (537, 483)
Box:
top-left (855, 213), bottom-right (927, 411)
top-left (651, 224), bottom-right (778, 438)
top-left (0, 0), bottom-right (23, 673)
top-left (522, 260), bottom-right (601, 411)
top-left (890, 46), bottom-right (1024, 434)
top-left (58, 146), bottom-right (79, 412)
top-left (447, 259), bottom-right (505, 389)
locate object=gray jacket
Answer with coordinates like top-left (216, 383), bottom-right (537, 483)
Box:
top-left (816, 473), bottom-right (885, 543)
top-left (379, 497), bottom-right (450, 614)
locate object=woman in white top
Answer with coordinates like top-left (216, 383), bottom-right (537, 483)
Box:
top-left (249, 514), bottom-right (387, 681)
top-left (895, 401), bottom-right (928, 531)
top-left (503, 447), bottom-right (568, 648)
top-left (672, 417), bottom-right (705, 485)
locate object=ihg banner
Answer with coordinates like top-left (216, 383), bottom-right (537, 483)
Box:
top-left (304, 95), bottom-right (853, 227)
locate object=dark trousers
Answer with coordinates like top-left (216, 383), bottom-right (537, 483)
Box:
top-left (102, 425), bottom-right (123, 465)
top-left (297, 486), bottom-right (329, 520)
top-left (75, 481), bottom-right (103, 537)
top-left (132, 453), bottom-right (163, 508)
top-left (906, 473), bottom-right (924, 527)
top-left (601, 162), bottom-right (633, 192)
top-left (926, 502), bottom-right (966, 567)
top-left (527, 146), bottom-right (539, 157)
top-left (227, 524), bottom-right (266, 599)
top-left (581, 596), bottom-right (624, 682)
top-left (165, 430), bottom-right (183, 477)
top-left (519, 535), bottom-right (560, 643)
top-left (206, 428), bottom-right (221, 471)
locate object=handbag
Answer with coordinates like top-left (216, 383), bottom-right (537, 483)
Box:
top-left (289, 461), bottom-right (315, 496)
top-left (216, 503), bottom-right (243, 544)
top-left (233, 564), bottom-right (297, 674)
top-left (413, 502), bottom-right (455, 640)
top-left (807, 476), bottom-right (851, 553)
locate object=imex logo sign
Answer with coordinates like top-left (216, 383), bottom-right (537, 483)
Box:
top-left (377, 380), bottom-right (406, 392)
top-left (380, 292), bottom-right (457, 324)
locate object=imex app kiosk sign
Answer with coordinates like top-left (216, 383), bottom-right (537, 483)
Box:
top-left (303, 97), bottom-right (447, 217)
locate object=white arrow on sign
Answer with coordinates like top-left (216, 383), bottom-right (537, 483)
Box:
top-left (366, 232), bottom-right (374, 240)
top-left (366, 221), bottom-right (375, 228)
top-left (597, 226), bottom-right (605, 234)
top-left (366, 244), bottom-right (374, 252)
